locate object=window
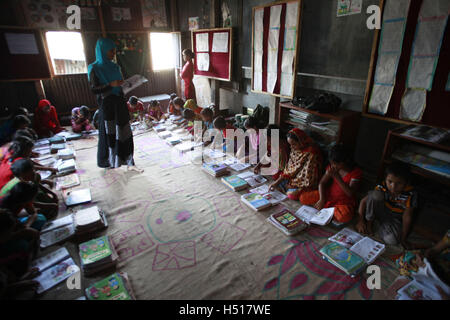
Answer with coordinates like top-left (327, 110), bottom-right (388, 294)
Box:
top-left (45, 31), bottom-right (87, 75)
top-left (150, 33), bottom-right (177, 71)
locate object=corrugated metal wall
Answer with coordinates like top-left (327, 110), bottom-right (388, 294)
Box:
top-left (42, 70), bottom-right (176, 117)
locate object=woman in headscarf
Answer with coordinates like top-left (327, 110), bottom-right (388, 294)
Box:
top-left (180, 49), bottom-right (196, 101)
top-left (87, 38), bottom-right (143, 173)
top-left (269, 128), bottom-right (322, 201)
top-left (33, 100), bottom-right (63, 138)
top-left (184, 99), bottom-right (202, 114)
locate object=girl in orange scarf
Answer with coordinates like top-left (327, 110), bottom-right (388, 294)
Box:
top-left (34, 99), bottom-right (63, 138)
top-left (270, 128), bottom-right (322, 201)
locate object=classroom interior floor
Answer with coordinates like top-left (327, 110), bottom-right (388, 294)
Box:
top-left (37, 129), bottom-right (408, 300)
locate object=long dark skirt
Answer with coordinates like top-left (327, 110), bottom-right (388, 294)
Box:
top-left (97, 94), bottom-right (135, 168)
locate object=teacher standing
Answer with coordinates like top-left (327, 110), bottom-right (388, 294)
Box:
top-left (88, 38), bottom-right (143, 173)
top-left (180, 49), bottom-right (196, 102)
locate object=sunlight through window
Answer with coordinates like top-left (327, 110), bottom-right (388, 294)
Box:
top-left (150, 33), bottom-right (175, 71)
top-left (45, 31), bottom-right (87, 75)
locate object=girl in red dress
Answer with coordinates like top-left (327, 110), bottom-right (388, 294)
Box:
top-left (181, 49), bottom-right (196, 101)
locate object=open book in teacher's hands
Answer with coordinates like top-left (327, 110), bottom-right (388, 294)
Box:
top-left (121, 75), bottom-right (148, 95)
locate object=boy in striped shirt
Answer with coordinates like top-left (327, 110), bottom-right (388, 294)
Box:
top-left (357, 162), bottom-right (417, 248)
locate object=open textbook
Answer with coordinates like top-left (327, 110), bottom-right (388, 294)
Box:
top-left (31, 247), bottom-right (79, 294)
top-left (295, 205), bottom-right (335, 226)
top-left (328, 228), bottom-right (385, 265)
top-left (121, 75), bottom-right (148, 95)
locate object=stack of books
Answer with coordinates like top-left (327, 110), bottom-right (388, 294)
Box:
top-left (50, 143), bottom-right (66, 154)
top-left (158, 131), bottom-right (172, 139)
top-left (57, 148), bottom-right (76, 160)
top-left (154, 125), bottom-right (166, 133)
top-left (79, 236), bottom-right (118, 276)
top-left (236, 171), bottom-right (267, 188)
top-left (55, 159), bottom-right (76, 175)
top-left (249, 184), bottom-right (288, 205)
top-left (74, 206), bottom-right (108, 236)
top-left (33, 145), bottom-right (51, 156)
top-left (202, 163), bottom-right (229, 177)
top-left (49, 136), bottom-right (66, 145)
top-left (85, 272), bottom-right (136, 300)
top-left (267, 207), bottom-right (309, 236)
top-left (221, 175), bottom-right (249, 191)
top-left (320, 242), bottom-right (366, 276)
top-left (32, 155), bottom-right (56, 167)
top-left (34, 139), bottom-right (50, 148)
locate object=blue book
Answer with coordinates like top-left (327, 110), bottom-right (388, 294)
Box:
top-left (221, 175), bottom-right (248, 191)
top-left (241, 193), bottom-right (271, 211)
top-left (202, 163), bottom-right (228, 177)
top-left (320, 242), bottom-right (366, 276)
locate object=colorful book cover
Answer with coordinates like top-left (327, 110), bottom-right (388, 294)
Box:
top-left (271, 209), bottom-right (307, 232)
top-left (34, 257), bottom-right (79, 294)
top-left (203, 163), bottom-right (227, 173)
top-left (320, 242), bottom-right (365, 275)
top-left (79, 236), bottom-right (112, 266)
top-left (86, 273), bottom-right (132, 300)
top-left (222, 175), bottom-right (248, 189)
top-left (242, 193), bottom-right (270, 209)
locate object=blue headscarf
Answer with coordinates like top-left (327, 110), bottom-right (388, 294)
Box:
top-left (88, 38), bottom-right (123, 96)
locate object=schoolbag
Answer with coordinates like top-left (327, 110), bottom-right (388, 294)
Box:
top-left (293, 93), bottom-right (342, 114)
top-left (252, 104), bottom-right (270, 129)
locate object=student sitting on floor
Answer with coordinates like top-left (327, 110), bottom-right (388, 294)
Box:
top-left (0, 209), bottom-right (40, 286)
top-left (236, 117), bottom-right (260, 163)
top-left (200, 107), bottom-right (215, 130)
top-left (146, 100), bottom-right (164, 122)
top-left (127, 96), bottom-right (145, 122)
top-left (269, 128), bottom-right (323, 201)
top-left (0, 181), bottom-right (47, 232)
top-left (9, 159), bottom-right (58, 220)
top-left (0, 137), bottom-right (57, 190)
top-left (184, 99), bottom-right (202, 115)
top-left (0, 115), bottom-right (32, 147)
top-left (182, 108), bottom-right (202, 135)
top-left (424, 230), bottom-right (450, 287)
top-left (34, 99), bottom-right (64, 138)
top-left (213, 116), bottom-right (236, 153)
top-left (356, 162), bottom-right (417, 247)
top-left (299, 144), bottom-right (363, 224)
top-left (71, 106), bottom-right (94, 133)
top-left (254, 124), bottom-right (290, 181)
top-left (168, 93), bottom-right (182, 116)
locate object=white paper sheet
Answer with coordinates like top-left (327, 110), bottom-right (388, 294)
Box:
top-left (400, 89), bottom-right (427, 122)
top-left (380, 20), bottom-right (407, 53)
top-left (284, 28), bottom-right (297, 51)
top-left (285, 2), bottom-right (299, 26)
top-left (254, 71), bottom-right (263, 92)
top-left (212, 32), bottom-right (229, 53)
top-left (350, 237), bottom-right (385, 264)
top-left (196, 33), bottom-right (209, 52)
top-left (383, 0), bottom-right (411, 20)
top-left (280, 73), bottom-right (294, 97)
top-left (374, 53), bottom-right (398, 85)
top-left (407, 57), bottom-right (436, 89)
top-left (368, 84), bottom-right (395, 115)
top-left (413, 19), bottom-right (447, 57)
top-left (5, 33), bottom-right (39, 55)
top-left (269, 5), bottom-right (282, 28)
top-left (418, 0), bottom-right (450, 18)
top-left (196, 52), bottom-right (210, 71)
top-left (253, 8), bottom-right (264, 92)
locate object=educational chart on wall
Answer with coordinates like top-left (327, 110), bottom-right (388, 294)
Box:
top-left (252, 0), bottom-right (302, 99)
top-left (192, 28), bottom-right (232, 81)
top-left (400, 0), bottom-right (449, 122)
top-left (141, 0), bottom-right (168, 28)
top-left (337, 0), bottom-right (363, 17)
top-left (21, 0), bottom-right (68, 29)
top-left (368, 0), bottom-right (411, 116)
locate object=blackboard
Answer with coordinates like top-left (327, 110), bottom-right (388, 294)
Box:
top-left (0, 27), bottom-right (52, 81)
top-left (243, 0), bottom-right (376, 80)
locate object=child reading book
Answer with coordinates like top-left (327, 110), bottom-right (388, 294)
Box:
top-left (299, 144), bottom-right (363, 223)
top-left (127, 96), bottom-right (145, 122)
top-left (236, 117), bottom-right (260, 163)
top-left (34, 99), bottom-right (64, 138)
top-left (356, 162), bottom-right (417, 247)
top-left (184, 99), bottom-right (202, 115)
top-left (10, 159), bottom-right (59, 220)
top-left (146, 100), bottom-right (164, 122)
top-left (269, 128), bottom-right (322, 201)
top-left (213, 116), bottom-right (236, 153)
top-left (71, 106), bottom-right (94, 133)
top-left (0, 181), bottom-right (47, 232)
top-left (201, 107), bottom-right (215, 130)
top-left (168, 94), bottom-right (182, 116)
top-left (182, 109), bottom-right (202, 135)
top-left (254, 125), bottom-right (289, 181)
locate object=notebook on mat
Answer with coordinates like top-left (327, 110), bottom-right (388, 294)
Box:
top-left (63, 188), bottom-right (92, 207)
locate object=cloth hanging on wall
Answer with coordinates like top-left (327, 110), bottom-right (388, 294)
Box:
top-left (252, 1), bottom-right (300, 98)
top-left (400, 0), bottom-right (449, 122)
top-left (368, 0), bottom-right (411, 116)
